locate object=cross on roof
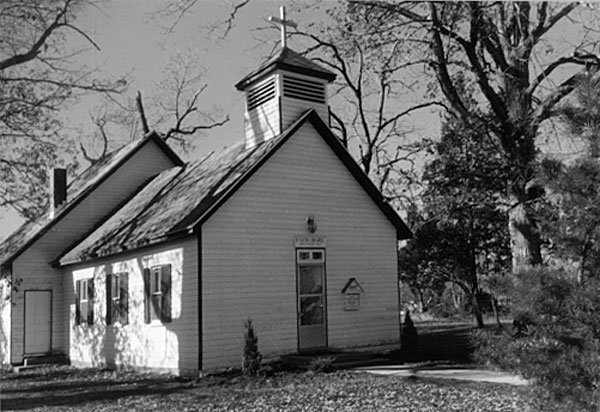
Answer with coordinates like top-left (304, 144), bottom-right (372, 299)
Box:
top-left (268, 6), bottom-right (297, 48)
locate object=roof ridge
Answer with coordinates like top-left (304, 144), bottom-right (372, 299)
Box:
top-left (0, 131), bottom-right (179, 266)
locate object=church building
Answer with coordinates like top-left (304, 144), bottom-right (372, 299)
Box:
top-left (0, 19), bottom-right (412, 373)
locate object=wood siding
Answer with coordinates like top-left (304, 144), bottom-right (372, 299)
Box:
top-left (202, 122), bottom-right (399, 370)
top-left (67, 237), bottom-right (199, 374)
top-left (9, 141), bottom-right (177, 364)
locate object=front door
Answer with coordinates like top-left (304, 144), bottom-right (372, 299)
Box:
top-left (24, 290), bottom-right (52, 355)
top-left (297, 249), bottom-right (327, 350)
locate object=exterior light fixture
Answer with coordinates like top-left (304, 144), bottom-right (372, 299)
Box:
top-left (307, 215), bottom-right (317, 233)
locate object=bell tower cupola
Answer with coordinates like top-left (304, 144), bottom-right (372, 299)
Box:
top-left (235, 6), bottom-right (336, 148)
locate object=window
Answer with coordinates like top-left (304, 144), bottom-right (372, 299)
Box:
top-left (298, 249), bottom-right (324, 263)
top-left (144, 264), bottom-right (172, 323)
top-left (106, 273), bottom-right (128, 325)
top-left (75, 278), bottom-right (94, 325)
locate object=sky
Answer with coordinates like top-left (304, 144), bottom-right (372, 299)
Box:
top-left (0, 0), bottom-right (344, 240)
top-left (0, 1), bottom-right (587, 241)
top-left (72, 0), bottom-right (305, 151)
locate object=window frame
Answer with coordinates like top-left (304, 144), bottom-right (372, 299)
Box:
top-left (75, 278), bottom-right (94, 326)
top-left (144, 264), bottom-right (172, 324)
top-left (106, 272), bottom-right (128, 326)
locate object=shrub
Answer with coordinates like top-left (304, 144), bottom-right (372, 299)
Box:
top-left (473, 267), bottom-right (600, 411)
top-left (242, 318), bottom-right (262, 376)
top-left (308, 356), bottom-right (336, 373)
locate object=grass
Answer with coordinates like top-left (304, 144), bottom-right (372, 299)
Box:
top-left (0, 365), bottom-right (535, 412)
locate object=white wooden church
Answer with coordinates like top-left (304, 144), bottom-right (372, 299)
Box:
top-left (0, 15), bottom-right (411, 373)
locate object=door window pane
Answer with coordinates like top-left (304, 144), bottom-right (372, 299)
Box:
top-left (298, 251), bottom-right (310, 261)
top-left (300, 296), bottom-right (323, 325)
top-left (299, 266), bottom-right (323, 294)
top-left (312, 251), bottom-right (323, 261)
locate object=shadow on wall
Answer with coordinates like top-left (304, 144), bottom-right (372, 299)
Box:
top-left (69, 247), bottom-right (197, 374)
top-left (0, 278), bottom-right (10, 365)
top-left (248, 105), bottom-right (278, 147)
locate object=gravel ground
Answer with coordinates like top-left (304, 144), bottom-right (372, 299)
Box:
top-left (1, 366), bottom-right (536, 412)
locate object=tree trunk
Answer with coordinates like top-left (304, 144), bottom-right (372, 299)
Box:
top-left (491, 295), bottom-right (502, 329)
top-left (471, 291), bottom-right (484, 328)
top-left (508, 200), bottom-right (543, 272)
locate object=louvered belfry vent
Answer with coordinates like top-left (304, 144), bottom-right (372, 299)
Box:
top-left (236, 47), bottom-right (336, 148)
top-left (247, 77), bottom-right (276, 111)
top-left (283, 75), bottom-right (326, 104)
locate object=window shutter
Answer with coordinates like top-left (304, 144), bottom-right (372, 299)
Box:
top-left (106, 274), bottom-right (112, 325)
top-left (143, 268), bottom-right (151, 324)
top-left (121, 272), bottom-right (129, 325)
top-left (161, 265), bottom-right (172, 323)
top-left (87, 279), bottom-right (95, 325)
top-left (75, 280), bottom-right (81, 325)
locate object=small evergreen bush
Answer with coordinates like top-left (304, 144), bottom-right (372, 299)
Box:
top-left (308, 356), bottom-right (336, 373)
top-left (242, 318), bottom-right (262, 376)
top-left (401, 310), bottom-right (418, 358)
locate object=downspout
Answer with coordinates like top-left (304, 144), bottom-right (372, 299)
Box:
top-left (196, 227), bottom-right (203, 372)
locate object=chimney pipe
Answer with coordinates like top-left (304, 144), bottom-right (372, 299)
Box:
top-left (50, 168), bottom-right (67, 217)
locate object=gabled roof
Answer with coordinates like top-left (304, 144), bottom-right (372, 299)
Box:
top-left (59, 110), bottom-right (412, 266)
top-left (235, 47), bottom-right (336, 91)
top-left (0, 132), bottom-right (182, 267)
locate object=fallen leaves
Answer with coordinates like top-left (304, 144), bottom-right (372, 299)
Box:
top-left (0, 366), bottom-right (534, 411)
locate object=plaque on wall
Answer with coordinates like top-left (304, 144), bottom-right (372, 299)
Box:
top-left (294, 235), bottom-right (327, 248)
top-left (341, 278), bottom-right (364, 311)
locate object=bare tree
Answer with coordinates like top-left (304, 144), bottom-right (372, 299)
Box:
top-left (290, 6), bottom-right (445, 208)
top-left (151, 0), bottom-right (250, 37)
top-left (78, 50), bottom-right (230, 162)
top-left (0, 0), bottom-right (127, 219)
top-left (341, 1), bottom-right (600, 271)
top-left (153, 52), bottom-right (229, 149)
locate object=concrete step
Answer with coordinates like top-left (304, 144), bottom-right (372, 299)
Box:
top-left (12, 354), bottom-right (68, 373)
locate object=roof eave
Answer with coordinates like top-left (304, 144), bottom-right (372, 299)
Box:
top-left (186, 111), bottom-right (317, 232)
top-left (56, 229), bottom-right (195, 267)
top-left (235, 62), bottom-right (336, 91)
top-left (183, 109), bottom-right (412, 240)
top-left (300, 111), bottom-right (413, 240)
top-left (0, 131), bottom-right (183, 267)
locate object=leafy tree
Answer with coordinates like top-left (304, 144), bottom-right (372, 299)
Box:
top-left (536, 72), bottom-right (600, 281)
top-left (0, 0), bottom-right (126, 219)
top-left (342, 1), bottom-right (600, 272)
top-left (397, 208), bottom-right (447, 313)
top-left (473, 71), bottom-right (600, 411)
top-left (400, 114), bottom-right (511, 327)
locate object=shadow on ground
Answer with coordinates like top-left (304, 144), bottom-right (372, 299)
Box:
top-left (389, 323), bottom-right (479, 363)
top-left (1, 369), bottom-right (198, 411)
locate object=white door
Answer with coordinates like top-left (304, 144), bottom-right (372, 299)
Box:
top-left (297, 249), bottom-right (327, 350)
top-left (24, 290), bottom-right (52, 354)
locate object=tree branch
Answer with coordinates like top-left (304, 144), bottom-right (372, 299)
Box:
top-left (0, 0), bottom-right (70, 71)
top-left (531, 2), bottom-right (578, 42)
top-left (527, 53), bottom-right (600, 95)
